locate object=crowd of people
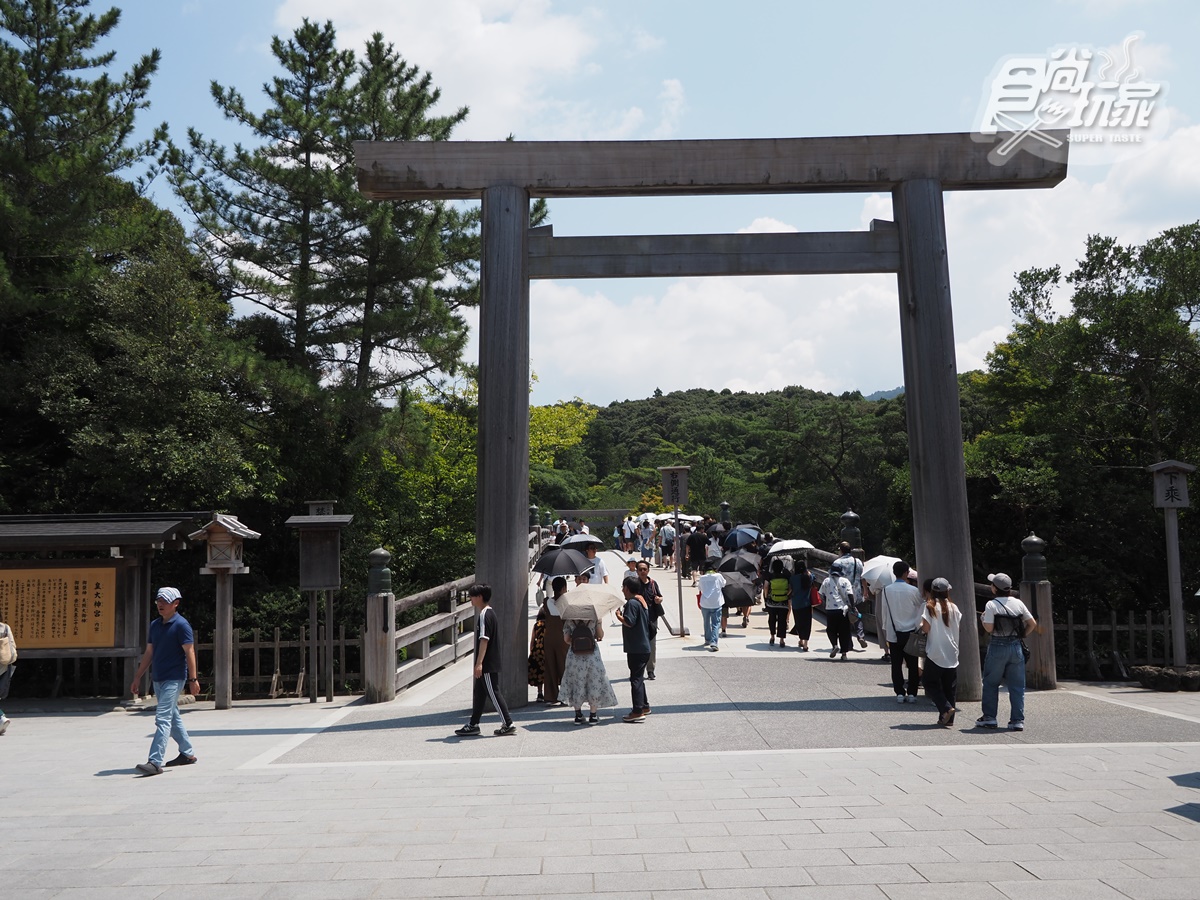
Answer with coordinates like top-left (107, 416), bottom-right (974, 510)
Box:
top-left (514, 522), bottom-right (1040, 734)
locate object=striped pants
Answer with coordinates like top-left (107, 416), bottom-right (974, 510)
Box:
top-left (470, 670), bottom-right (512, 727)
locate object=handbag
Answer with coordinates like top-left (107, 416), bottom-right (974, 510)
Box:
top-left (809, 584), bottom-right (822, 607)
top-left (902, 629), bottom-right (927, 658)
top-left (1021, 641), bottom-right (1031, 663)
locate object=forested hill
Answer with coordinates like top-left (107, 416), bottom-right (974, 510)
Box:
top-left (533, 384), bottom-right (912, 558)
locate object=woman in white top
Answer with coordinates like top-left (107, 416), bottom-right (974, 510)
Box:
top-left (919, 576), bottom-right (962, 727)
top-left (818, 563), bottom-right (856, 660)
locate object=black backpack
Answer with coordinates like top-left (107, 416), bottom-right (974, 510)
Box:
top-left (571, 623), bottom-right (595, 655)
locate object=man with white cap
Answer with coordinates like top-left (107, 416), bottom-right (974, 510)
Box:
top-left (978, 572), bottom-right (1037, 731)
top-left (131, 587), bottom-right (199, 774)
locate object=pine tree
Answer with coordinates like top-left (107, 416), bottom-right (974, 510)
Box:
top-left (0, 0), bottom-right (164, 511)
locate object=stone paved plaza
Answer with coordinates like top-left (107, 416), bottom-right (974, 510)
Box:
top-left (5, 555), bottom-right (1200, 898)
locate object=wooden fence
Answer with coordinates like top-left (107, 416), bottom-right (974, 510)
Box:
top-left (1054, 609), bottom-right (1198, 679)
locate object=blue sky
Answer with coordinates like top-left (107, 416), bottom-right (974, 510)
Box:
top-left (108, 0), bottom-right (1199, 405)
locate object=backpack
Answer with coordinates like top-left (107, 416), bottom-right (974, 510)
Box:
top-left (570, 623), bottom-right (596, 655)
top-left (0, 622), bottom-right (17, 668)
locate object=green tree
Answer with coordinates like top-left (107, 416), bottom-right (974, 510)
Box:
top-left (967, 223), bottom-right (1200, 609)
top-left (0, 0), bottom-right (173, 512)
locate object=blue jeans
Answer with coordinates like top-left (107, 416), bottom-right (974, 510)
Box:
top-left (149, 679), bottom-right (194, 765)
top-left (981, 638), bottom-right (1026, 724)
top-left (701, 607), bottom-right (721, 646)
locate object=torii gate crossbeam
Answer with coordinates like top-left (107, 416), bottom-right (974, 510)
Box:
top-left (356, 131), bottom-right (1069, 706)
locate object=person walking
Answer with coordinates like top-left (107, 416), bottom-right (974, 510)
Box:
top-left (819, 563), bottom-right (856, 660)
top-left (634, 561), bottom-right (664, 680)
top-left (978, 572), bottom-right (1037, 731)
top-left (0, 618), bottom-right (17, 735)
top-left (659, 520), bottom-right (676, 571)
top-left (696, 562), bottom-right (726, 651)
top-left (541, 576), bottom-right (569, 706)
top-left (787, 557), bottom-right (814, 651)
top-left (560, 614), bottom-right (619, 725)
top-left (919, 577), bottom-right (962, 726)
top-left (455, 584), bottom-right (517, 737)
top-left (763, 559), bottom-right (791, 647)
top-left (880, 560), bottom-right (924, 703)
top-left (130, 587), bottom-right (199, 775)
top-left (615, 576), bottom-right (652, 722)
top-left (834, 542), bottom-right (868, 650)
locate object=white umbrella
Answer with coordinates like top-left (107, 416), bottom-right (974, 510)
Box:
top-left (555, 584), bottom-right (624, 621)
top-left (765, 538), bottom-right (816, 556)
top-left (861, 555), bottom-right (902, 591)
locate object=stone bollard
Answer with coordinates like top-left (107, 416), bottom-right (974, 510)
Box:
top-left (1020, 533), bottom-right (1057, 690)
top-left (363, 548), bottom-right (397, 704)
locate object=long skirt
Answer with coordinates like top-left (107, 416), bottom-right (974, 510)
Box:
top-left (558, 648), bottom-right (619, 711)
top-left (527, 618), bottom-right (546, 688)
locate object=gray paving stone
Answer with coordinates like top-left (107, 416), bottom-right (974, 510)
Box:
top-left (806, 863), bottom-right (923, 885)
top-left (1100, 877), bottom-right (1200, 899)
top-left (911, 861), bottom-right (1035, 882)
top-left (990, 881), bottom-right (1134, 900)
top-left (877, 884), bottom-right (1009, 900)
top-left (701, 865), bottom-right (818, 889)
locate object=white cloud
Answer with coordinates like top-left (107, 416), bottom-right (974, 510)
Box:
top-left (738, 217), bottom-right (798, 234)
top-left (274, 0), bottom-right (602, 139)
top-left (650, 79), bottom-right (686, 139)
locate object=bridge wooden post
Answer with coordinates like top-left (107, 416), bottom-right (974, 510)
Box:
top-left (893, 178), bottom-right (982, 700)
top-left (477, 184), bottom-right (531, 708)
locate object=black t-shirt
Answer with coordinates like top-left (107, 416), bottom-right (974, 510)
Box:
top-left (475, 606), bottom-right (502, 673)
top-left (686, 531), bottom-right (708, 560)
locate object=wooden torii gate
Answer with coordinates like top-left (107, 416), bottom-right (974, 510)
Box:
top-left (355, 132), bottom-right (1069, 704)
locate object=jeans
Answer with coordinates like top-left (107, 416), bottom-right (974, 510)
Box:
top-left (888, 633), bottom-right (921, 696)
top-left (981, 637), bottom-right (1026, 724)
top-left (701, 607), bottom-right (721, 645)
top-left (149, 679), bottom-right (194, 766)
top-left (627, 652), bottom-right (650, 712)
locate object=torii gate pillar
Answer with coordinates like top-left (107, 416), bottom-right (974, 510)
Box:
top-left (895, 179), bottom-right (981, 698)
top-left (477, 186), bottom-right (531, 705)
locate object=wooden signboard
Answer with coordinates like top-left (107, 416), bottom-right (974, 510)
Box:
top-left (0, 562), bottom-right (118, 649)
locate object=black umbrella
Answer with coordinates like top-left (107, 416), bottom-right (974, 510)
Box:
top-left (721, 572), bottom-right (757, 606)
top-left (706, 522), bottom-right (727, 536)
top-left (532, 547), bottom-right (593, 576)
top-left (560, 532), bottom-right (606, 550)
top-left (715, 550), bottom-right (760, 576)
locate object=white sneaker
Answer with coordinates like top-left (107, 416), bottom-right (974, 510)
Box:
top-left (904, 695), bottom-right (917, 704)
top-left (708, 644), bottom-right (719, 652)
top-left (896, 694), bottom-right (906, 704)
top-left (0, 714), bottom-right (9, 735)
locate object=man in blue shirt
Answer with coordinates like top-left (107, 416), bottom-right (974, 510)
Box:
top-left (131, 587), bottom-right (199, 775)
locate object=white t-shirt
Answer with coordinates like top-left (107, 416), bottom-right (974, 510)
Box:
top-left (880, 581), bottom-right (924, 642)
top-left (589, 555), bottom-right (609, 583)
top-left (922, 601), bottom-right (962, 669)
top-left (697, 572), bottom-right (727, 609)
top-left (981, 596), bottom-right (1034, 637)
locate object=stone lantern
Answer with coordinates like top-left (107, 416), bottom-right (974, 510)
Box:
top-left (188, 513), bottom-right (261, 710)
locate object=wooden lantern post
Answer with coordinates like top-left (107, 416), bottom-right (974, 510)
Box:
top-left (188, 514), bottom-right (260, 710)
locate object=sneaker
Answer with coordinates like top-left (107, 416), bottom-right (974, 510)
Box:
top-left (622, 711), bottom-right (646, 723)
top-left (0, 714), bottom-right (10, 735)
top-left (642, 707), bottom-right (652, 716)
top-left (701, 642), bottom-right (712, 649)
top-left (720, 630), bottom-right (728, 637)
top-left (904, 695), bottom-right (916, 704)
top-left (858, 638), bottom-right (869, 649)
top-left (573, 711), bottom-right (585, 726)
top-left (975, 716), bottom-right (998, 729)
top-left (896, 693), bottom-right (906, 704)
top-left (494, 723), bottom-right (517, 736)
top-left (708, 644), bottom-right (719, 652)
top-left (588, 713), bottom-right (600, 725)
top-left (647, 673), bottom-right (656, 680)
top-left (779, 639), bottom-right (786, 648)
top-left (454, 723), bottom-right (481, 736)
top-left (164, 753), bottom-right (197, 767)
top-left (769, 637), bottom-right (775, 645)
top-left (830, 649), bottom-right (838, 658)
top-left (1008, 721), bottom-right (1025, 731)
top-left (135, 761), bottom-right (163, 776)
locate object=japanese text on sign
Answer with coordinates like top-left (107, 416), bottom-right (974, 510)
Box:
top-left (0, 566), bottom-right (117, 649)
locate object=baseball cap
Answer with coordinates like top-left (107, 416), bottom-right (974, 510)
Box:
top-left (930, 577), bottom-right (952, 592)
top-left (987, 573), bottom-right (1013, 591)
